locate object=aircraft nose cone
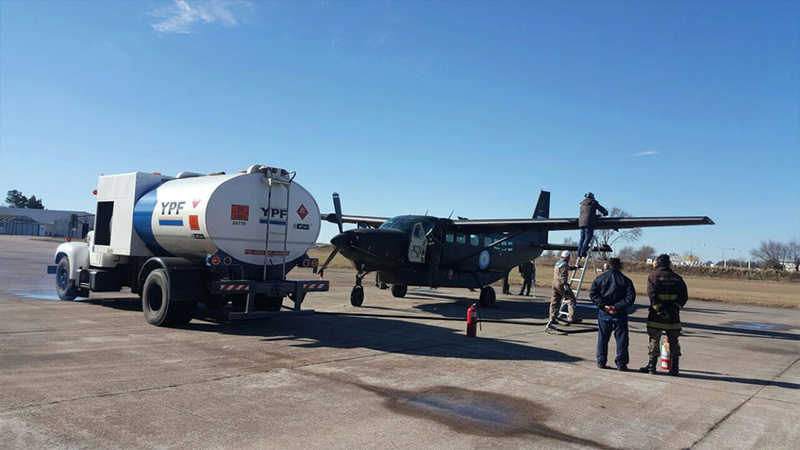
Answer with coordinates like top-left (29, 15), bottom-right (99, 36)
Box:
top-left (331, 231), bottom-right (356, 249)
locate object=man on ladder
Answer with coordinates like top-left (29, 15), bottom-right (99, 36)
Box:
top-left (548, 250), bottom-right (582, 328)
top-left (577, 192), bottom-right (608, 259)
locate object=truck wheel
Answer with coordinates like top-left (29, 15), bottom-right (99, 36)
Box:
top-left (479, 286), bottom-right (496, 307)
top-left (391, 285), bottom-right (407, 298)
top-left (55, 257), bottom-right (78, 301)
top-left (142, 269), bottom-right (175, 326)
top-left (350, 285), bottom-right (364, 307)
top-left (142, 269), bottom-right (196, 326)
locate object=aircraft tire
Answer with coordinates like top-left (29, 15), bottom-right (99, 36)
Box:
top-left (479, 286), bottom-right (496, 307)
top-left (350, 285), bottom-right (364, 307)
top-left (391, 285), bottom-right (407, 298)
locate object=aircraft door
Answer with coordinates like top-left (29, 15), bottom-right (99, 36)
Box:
top-left (408, 222), bottom-right (427, 263)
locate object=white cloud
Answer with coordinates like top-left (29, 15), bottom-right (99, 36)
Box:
top-left (630, 151), bottom-right (660, 157)
top-left (149, 0), bottom-right (248, 35)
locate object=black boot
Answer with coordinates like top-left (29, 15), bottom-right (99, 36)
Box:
top-left (639, 355), bottom-right (658, 374)
top-left (669, 356), bottom-right (680, 377)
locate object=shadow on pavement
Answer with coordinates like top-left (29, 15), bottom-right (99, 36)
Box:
top-left (75, 295), bottom-right (580, 363)
top-left (678, 372), bottom-right (800, 390)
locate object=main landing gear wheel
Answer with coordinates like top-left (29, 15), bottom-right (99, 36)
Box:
top-left (479, 286), bottom-right (496, 307)
top-left (350, 285), bottom-right (364, 307)
top-left (391, 285), bottom-right (407, 298)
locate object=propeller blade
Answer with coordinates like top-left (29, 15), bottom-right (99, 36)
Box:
top-left (318, 247), bottom-right (339, 278)
top-left (333, 192), bottom-right (343, 234)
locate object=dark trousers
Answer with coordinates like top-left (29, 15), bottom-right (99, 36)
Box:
top-left (520, 276), bottom-right (532, 295)
top-left (597, 309), bottom-right (629, 367)
top-left (502, 272), bottom-right (510, 294)
top-left (647, 327), bottom-right (681, 358)
top-left (578, 226), bottom-right (595, 256)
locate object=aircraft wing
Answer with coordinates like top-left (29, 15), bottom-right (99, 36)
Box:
top-left (451, 216), bottom-right (714, 233)
top-left (322, 213), bottom-right (390, 228)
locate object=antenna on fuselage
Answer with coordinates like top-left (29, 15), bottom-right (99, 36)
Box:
top-left (447, 210), bottom-right (454, 219)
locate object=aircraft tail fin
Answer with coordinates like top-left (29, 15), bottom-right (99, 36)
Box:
top-left (532, 190), bottom-right (550, 219)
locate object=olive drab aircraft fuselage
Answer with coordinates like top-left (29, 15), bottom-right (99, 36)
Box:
top-left (319, 191), bottom-right (713, 307)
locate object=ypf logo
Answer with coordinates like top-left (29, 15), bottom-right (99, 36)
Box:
top-left (297, 204), bottom-right (308, 220)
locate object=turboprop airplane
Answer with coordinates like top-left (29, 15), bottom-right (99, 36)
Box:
top-left (319, 191), bottom-right (713, 307)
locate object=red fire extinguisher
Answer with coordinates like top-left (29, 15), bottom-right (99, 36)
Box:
top-left (466, 303), bottom-right (479, 338)
top-left (660, 335), bottom-right (672, 371)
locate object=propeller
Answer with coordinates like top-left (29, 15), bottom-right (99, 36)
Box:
top-left (333, 192), bottom-right (343, 233)
top-left (320, 192), bottom-right (344, 277)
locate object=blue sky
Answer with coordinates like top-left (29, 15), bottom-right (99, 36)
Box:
top-left (1, 0), bottom-right (798, 263)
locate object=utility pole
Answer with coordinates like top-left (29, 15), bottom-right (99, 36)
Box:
top-left (716, 246), bottom-right (735, 268)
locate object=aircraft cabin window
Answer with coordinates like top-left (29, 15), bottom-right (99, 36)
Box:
top-left (445, 233), bottom-right (454, 243)
top-left (470, 235), bottom-right (479, 246)
top-left (413, 223), bottom-right (424, 239)
top-left (456, 233), bottom-right (466, 245)
top-left (484, 237), bottom-right (493, 247)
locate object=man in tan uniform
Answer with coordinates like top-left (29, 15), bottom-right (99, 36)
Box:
top-left (549, 250), bottom-right (582, 327)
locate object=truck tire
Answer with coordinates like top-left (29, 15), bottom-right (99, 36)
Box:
top-left (55, 257), bottom-right (78, 301)
top-left (141, 269), bottom-right (195, 326)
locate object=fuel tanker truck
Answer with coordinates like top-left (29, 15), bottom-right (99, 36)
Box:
top-left (48, 165), bottom-right (328, 326)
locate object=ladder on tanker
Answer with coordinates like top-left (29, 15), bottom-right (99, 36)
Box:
top-left (261, 168), bottom-right (296, 282)
top-left (557, 235), bottom-right (603, 321)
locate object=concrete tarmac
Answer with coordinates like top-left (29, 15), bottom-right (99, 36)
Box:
top-left (1, 236), bottom-right (798, 449)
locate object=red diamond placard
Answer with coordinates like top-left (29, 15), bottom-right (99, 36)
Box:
top-left (297, 204), bottom-right (308, 220)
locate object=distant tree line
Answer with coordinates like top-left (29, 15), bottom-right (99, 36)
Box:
top-left (751, 239), bottom-right (800, 271)
top-left (5, 190), bottom-right (45, 209)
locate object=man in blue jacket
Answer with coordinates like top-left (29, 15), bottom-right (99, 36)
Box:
top-left (590, 257), bottom-right (636, 370)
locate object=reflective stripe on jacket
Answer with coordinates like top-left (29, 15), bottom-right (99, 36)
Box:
top-left (646, 267), bottom-right (688, 330)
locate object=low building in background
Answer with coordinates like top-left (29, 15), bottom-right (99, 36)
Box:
top-left (0, 215), bottom-right (45, 236)
top-left (0, 207), bottom-right (94, 238)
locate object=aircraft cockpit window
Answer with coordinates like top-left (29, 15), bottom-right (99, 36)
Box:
top-left (470, 234), bottom-right (479, 246)
top-left (445, 233), bottom-right (454, 243)
top-left (456, 233), bottom-right (466, 244)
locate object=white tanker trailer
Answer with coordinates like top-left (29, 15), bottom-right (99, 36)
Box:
top-left (48, 165), bottom-right (328, 326)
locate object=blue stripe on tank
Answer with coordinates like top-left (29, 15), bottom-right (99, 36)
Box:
top-left (133, 188), bottom-right (171, 256)
top-left (158, 219), bottom-right (184, 226)
top-left (259, 219), bottom-right (287, 226)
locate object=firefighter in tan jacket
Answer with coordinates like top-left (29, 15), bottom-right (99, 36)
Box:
top-left (549, 250), bottom-right (582, 326)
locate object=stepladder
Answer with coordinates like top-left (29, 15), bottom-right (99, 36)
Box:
top-left (557, 236), bottom-right (603, 321)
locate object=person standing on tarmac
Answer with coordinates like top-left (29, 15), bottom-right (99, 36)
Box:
top-left (549, 251), bottom-right (582, 326)
top-left (639, 254), bottom-right (688, 376)
top-left (577, 193), bottom-right (608, 258)
top-left (518, 261), bottom-right (534, 296)
top-left (590, 258), bottom-right (636, 371)
top-left (502, 270), bottom-right (511, 294)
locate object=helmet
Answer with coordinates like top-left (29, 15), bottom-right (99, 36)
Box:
top-left (561, 250), bottom-right (572, 258)
top-left (585, 192), bottom-right (594, 198)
